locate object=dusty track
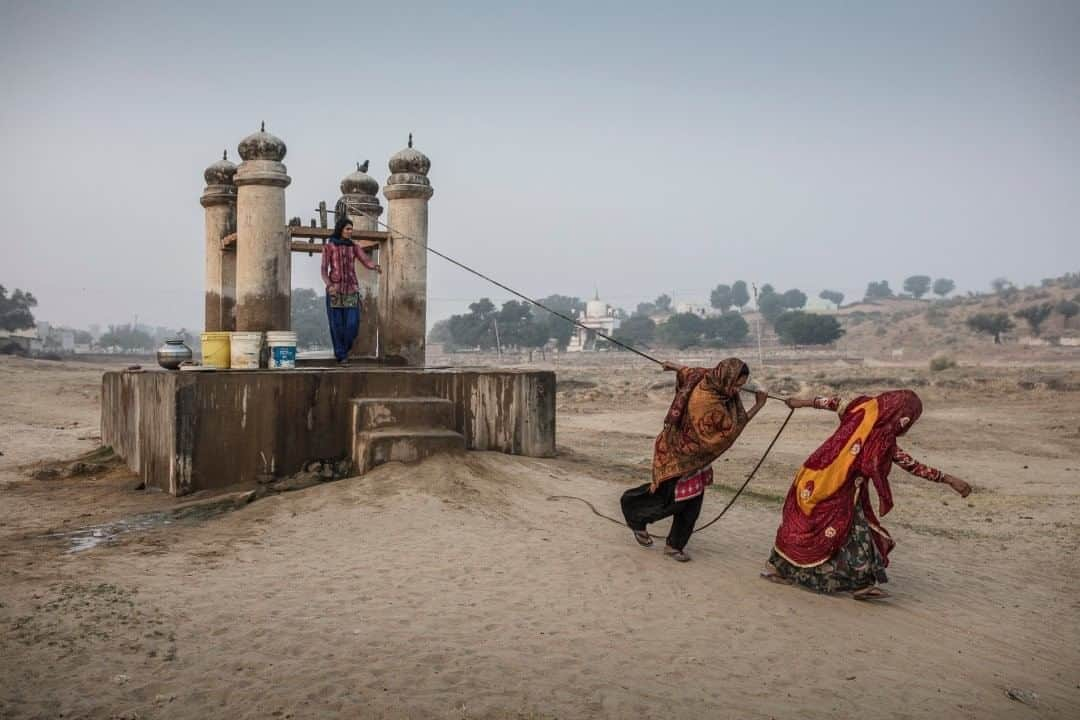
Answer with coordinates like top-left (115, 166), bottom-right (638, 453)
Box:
top-left (1, 355), bottom-right (1077, 719)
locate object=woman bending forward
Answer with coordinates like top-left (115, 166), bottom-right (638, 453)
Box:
top-left (764, 391), bottom-right (971, 600)
top-left (621, 358), bottom-right (767, 562)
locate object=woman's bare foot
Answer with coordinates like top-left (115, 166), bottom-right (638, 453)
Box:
top-left (759, 564), bottom-right (793, 585)
top-left (852, 586), bottom-right (891, 601)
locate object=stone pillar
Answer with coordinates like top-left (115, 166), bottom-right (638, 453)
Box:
top-left (234, 123), bottom-right (292, 332)
top-left (201, 151), bottom-right (237, 331)
top-left (380, 135), bottom-right (433, 366)
top-left (335, 161), bottom-right (383, 358)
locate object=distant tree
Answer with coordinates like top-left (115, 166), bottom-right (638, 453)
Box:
top-left (991, 277), bottom-right (1014, 294)
top-left (428, 318), bottom-right (452, 344)
top-left (757, 293), bottom-right (786, 325)
top-left (446, 297), bottom-right (499, 350)
top-left (932, 278), bottom-right (956, 298)
top-left (865, 281), bottom-right (893, 300)
top-left (99, 324), bottom-right (154, 351)
top-left (469, 298), bottom-right (496, 318)
top-left (73, 330), bottom-right (94, 346)
top-left (1015, 303), bottom-right (1054, 336)
top-left (290, 288), bottom-right (331, 349)
top-left (654, 294), bottom-right (672, 312)
top-left (774, 311), bottom-right (845, 346)
top-left (534, 295), bottom-right (585, 350)
top-left (495, 300), bottom-right (532, 348)
top-left (730, 281), bottom-right (750, 310)
top-left (904, 275), bottom-right (932, 299)
top-left (966, 313), bottom-right (1014, 344)
top-left (0, 285), bottom-right (38, 332)
top-left (1056, 299), bottom-right (1079, 322)
top-left (819, 289), bottom-right (845, 307)
top-left (709, 284), bottom-right (732, 313)
top-left (782, 288), bottom-right (807, 310)
top-left (614, 315), bottom-right (656, 346)
top-left (702, 313), bottom-right (749, 347)
top-left (633, 301), bottom-right (656, 318)
top-left (657, 312), bottom-right (705, 349)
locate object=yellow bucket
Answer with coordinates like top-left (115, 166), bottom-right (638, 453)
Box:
top-left (201, 331), bottom-right (232, 369)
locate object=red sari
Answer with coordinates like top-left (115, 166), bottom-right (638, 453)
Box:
top-left (773, 391), bottom-right (924, 568)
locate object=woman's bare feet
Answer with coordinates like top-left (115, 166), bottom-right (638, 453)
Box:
top-left (852, 586), bottom-right (891, 601)
top-left (759, 563), bottom-right (793, 585)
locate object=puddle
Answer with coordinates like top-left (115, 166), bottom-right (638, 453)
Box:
top-left (47, 499), bottom-right (245, 553)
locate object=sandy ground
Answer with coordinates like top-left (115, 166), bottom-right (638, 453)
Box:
top-left (1, 354), bottom-right (1078, 719)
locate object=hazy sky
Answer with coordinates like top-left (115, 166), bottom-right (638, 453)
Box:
top-left (2, 1), bottom-right (1077, 331)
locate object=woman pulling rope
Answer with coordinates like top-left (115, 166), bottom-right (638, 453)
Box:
top-left (620, 357), bottom-right (769, 562)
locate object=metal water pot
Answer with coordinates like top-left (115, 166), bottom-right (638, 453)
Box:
top-left (156, 338), bottom-right (193, 370)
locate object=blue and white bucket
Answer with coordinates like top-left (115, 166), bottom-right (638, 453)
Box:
top-left (266, 331), bottom-right (298, 369)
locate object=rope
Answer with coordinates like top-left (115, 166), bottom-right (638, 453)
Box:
top-left (330, 203), bottom-right (797, 534)
top-left (547, 407), bottom-right (795, 538)
top-left (336, 202), bottom-right (665, 365)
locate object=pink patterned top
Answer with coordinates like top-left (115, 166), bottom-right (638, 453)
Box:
top-left (811, 396), bottom-right (945, 482)
top-left (674, 466), bottom-right (713, 501)
top-left (321, 241), bottom-right (377, 297)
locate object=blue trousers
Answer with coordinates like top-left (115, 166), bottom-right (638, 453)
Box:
top-left (326, 296), bottom-right (360, 361)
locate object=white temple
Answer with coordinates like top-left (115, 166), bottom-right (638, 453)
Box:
top-left (566, 295), bottom-right (620, 352)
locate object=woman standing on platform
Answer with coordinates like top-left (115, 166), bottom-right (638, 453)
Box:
top-left (321, 216), bottom-right (380, 365)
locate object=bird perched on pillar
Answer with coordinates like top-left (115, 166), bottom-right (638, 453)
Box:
top-left (357, 160), bottom-right (369, 173)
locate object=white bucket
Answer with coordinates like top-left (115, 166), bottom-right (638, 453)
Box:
top-left (230, 332), bottom-right (263, 370)
top-left (266, 331), bottom-right (298, 370)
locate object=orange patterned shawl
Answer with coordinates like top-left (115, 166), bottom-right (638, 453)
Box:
top-left (650, 358), bottom-right (750, 490)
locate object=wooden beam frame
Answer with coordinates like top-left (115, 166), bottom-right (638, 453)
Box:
top-left (220, 226), bottom-right (389, 255)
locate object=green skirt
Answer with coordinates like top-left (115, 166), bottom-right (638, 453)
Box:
top-left (768, 505), bottom-right (888, 593)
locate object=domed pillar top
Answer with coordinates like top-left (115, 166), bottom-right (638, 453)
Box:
top-left (200, 149), bottom-right (237, 207)
top-left (234, 122), bottom-right (291, 188)
top-left (383, 133), bottom-right (433, 200)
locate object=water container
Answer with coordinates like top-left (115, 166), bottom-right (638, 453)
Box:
top-left (200, 331), bottom-right (232, 369)
top-left (230, 332), bottom-right (263, 369)
top-left (266, 330), bottom-right (298, 369)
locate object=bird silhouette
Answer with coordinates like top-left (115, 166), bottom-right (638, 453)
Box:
top-left (357, 160), bottom-right (369, 173)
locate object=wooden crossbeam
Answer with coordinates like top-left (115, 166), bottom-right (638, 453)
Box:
top-left (288, 226), bottom-right (388, 242)
top-left (219, 227), bottom-right (388, 254)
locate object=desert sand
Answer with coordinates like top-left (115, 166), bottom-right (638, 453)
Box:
top-left (1, 354), bottom-right (1078, 719)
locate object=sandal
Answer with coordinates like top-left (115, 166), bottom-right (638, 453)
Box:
top-left (632, 530), bottom-right (654, 547)
top-left (664, 546), bottom-right (691, 562)
top-left (853, 586), bottom-right (891, 601)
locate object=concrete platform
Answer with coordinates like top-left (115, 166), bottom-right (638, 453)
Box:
top-left (101, 366), bottom-right (555, 496)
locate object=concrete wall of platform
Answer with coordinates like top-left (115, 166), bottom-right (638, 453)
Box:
top-left (101, 367), bottom-right (555, 496)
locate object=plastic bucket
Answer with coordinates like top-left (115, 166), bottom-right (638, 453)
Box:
top-left (230, 332), bottom-right (263, 370)
top-left (200, 331), bottom-right (232, 369)
top-left (266, 330), bottom-right (298, 370)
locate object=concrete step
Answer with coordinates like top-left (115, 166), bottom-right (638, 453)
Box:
top-left (351, 397), bottom-right (455, 433)
top-left (352, 428), bottom-right (466, 474)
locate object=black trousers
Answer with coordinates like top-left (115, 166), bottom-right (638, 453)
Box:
top-left (620, 480), bottom-right (704, 551)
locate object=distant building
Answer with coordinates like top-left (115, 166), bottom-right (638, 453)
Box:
top-left (0, 328), bottom-right (38, 354)
top-left (804, 297), bottom-right (838, 313)
top-left (566, 296), bottom-right (620, 352)
top-left (675, 302), bottom-right (719, 319)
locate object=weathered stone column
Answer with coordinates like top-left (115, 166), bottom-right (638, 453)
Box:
top-left (234, 123), bottom-right (291, 331)
top-left (201, 151), bottom-right (237, 331)
top-left (380, 135), bottom-right (433, 365)
top-left (336, 161), bottom-right (383, 358)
